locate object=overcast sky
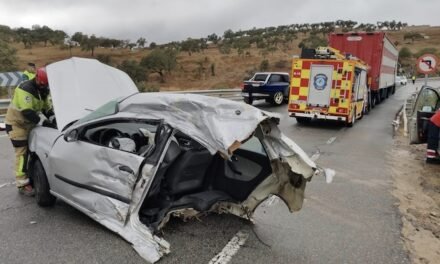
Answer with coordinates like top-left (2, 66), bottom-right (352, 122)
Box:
top-left (0, 0), bottom-right (438, 43)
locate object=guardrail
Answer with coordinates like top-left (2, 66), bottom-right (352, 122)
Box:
top-left (0, 89), bottom-right (243, 123)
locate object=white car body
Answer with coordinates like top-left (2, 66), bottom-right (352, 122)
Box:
top-left (28, 57), bottom-right (327, 263)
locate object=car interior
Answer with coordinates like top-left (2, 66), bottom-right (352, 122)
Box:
top-left (82, 121), bottom-right (158, 156)
top-left (139, 131), bottom-right (273, 231)
top-left (79, 121), bottom-right (273, 232)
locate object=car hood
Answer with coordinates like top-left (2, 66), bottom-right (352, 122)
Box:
top-left (46, 57), bottom-right (138, 131)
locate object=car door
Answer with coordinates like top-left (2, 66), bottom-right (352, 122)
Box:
top-left (267, 74), bottom-right (289, 94)
top-left (409, 87), bottom-right (440, 144)
top-left (47, 125), bottom-right (145, 223)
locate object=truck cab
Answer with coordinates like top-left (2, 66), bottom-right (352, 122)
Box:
top-left (241, 72), bottom-right (290, 105)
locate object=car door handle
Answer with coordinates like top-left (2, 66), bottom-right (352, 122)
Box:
top-left (118, 165), bottom-right (134, 174)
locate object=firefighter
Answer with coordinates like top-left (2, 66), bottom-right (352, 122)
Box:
top-left (22, 62), bottom-right (36, 81)
top-left (426, 110), bottom-right (440, 164)
top-left (4, 67), bottom-right (55, 196)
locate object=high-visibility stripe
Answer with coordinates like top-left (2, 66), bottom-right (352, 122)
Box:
top-left (17, 155), bottom-right (25, 177)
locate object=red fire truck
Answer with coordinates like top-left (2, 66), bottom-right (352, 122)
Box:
top-left (328, 32), bottom-right (398, 108)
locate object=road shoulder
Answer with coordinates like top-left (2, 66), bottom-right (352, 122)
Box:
top-left (391, 133), bottom-right (440, 264)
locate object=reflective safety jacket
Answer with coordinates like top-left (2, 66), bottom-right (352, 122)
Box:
top-left (22, 70), bottom-right (36, 81)
top-left (5, 80), bottom-right (52, 130)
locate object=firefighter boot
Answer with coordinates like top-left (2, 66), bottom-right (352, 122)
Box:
top-left (426, 149), bottom-right (440, 164)
top-left (18, 184), bottom-right (35, 197)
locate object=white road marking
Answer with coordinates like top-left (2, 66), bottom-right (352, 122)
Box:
top-left (326, 136), bottom-right (337, 145)
top-left (0, 134), bottom-right (8, 138)
top-left (0, 182), bottom-right (15, 189)
top-left (209, 230), bottom-right (249, 264)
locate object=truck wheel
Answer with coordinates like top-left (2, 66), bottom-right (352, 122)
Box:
top-left (272, 92), bottom-right (284, 105)
top-left (31, 158), bottom-right (56, 207)
top-left (296, 117), bottom-right (311, 124)
top-left (244, 97), bottom-right (253, 105)
top-left (347, 109), bottom-right (356, 127)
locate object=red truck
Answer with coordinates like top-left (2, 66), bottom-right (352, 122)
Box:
top-left (329, 32), bottom-right (398, 108)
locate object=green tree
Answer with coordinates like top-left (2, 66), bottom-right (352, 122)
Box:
top-left (71, 32), bottom-right (86, 44)
top-left (140, 49), bottom-right (177, 82)
top-left (82, 35), bottom-right (99, 56)
top-left (298, 34), bottom-right (327, 49)
top-left (118, 60), bottom-right (147, 83)
top-left (415, 47), bottom-right (438, 58)
top-left (398, 47), bottom-right (412, 60)
top-left (207, 33), bottom-right (220, 44)
top-left (0, 40), bottom-right (18, 71)
top-left (136, 37), bottom-right (147, 48)
top-left (149, 42), bottom-right (157, 49)
top-left (15, 27), bottom-right (33, 48)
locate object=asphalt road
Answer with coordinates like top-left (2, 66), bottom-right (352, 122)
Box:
top-left (0, 81), bottom-right (435, 264)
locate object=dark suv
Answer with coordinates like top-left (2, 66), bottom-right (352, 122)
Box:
top-left (241, 72), bottom-right (290, 105)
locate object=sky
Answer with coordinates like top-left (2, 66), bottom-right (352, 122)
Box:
top-left (0, 0), bottom-right (439, 44)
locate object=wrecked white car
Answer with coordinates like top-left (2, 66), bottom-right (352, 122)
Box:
top-left (28, 57), bottom-right (323, 263)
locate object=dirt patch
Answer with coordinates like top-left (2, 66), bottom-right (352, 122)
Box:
top-left (391, 133), bottom-right (440, 264)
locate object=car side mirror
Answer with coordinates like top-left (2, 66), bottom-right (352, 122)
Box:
top-left (64, 129), bottom-right (79, 142)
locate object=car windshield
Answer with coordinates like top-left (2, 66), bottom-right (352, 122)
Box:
top-left (253, 74), bottom-right (268, 82)
top-left (76, 99), bottom-right (119, 125)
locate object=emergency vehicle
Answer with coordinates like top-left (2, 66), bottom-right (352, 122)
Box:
top-left (288, 47), bottom-right (369, 126)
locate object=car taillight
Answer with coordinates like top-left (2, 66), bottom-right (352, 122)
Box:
top-left (240, 83), bottom-right (245, 90)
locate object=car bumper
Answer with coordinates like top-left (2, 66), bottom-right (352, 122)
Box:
top-left (241, 92), bottom-right (271, 98)
top-left (290, 112), bottom-right (347, 121)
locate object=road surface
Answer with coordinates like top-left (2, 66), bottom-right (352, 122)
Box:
top-left (0, 81), bottom-right (434, 263)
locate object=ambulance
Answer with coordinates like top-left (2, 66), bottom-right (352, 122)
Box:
top-left (288, 47), bottom-right (369, 126)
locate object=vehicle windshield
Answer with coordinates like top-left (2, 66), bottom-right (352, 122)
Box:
top-left (76, 99), bottom-right (119, 125)
top-left (253, 74), bottom-right (268, 82)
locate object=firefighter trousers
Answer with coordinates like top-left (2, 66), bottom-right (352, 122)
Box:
top-left (427, 121), bottom-right (440, 161)
top-left (5, 124), bottom-right (31, 187)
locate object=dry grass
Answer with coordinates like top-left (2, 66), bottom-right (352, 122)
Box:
top-left (10, 26), bottom-right (440, 91)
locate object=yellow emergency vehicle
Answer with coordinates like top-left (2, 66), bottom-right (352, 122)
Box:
top-left (288, 47), bottom-right (369, 126)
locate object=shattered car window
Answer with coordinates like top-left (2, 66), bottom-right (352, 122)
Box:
top-left (239, 136), bottom-right (267, 156)
top-left (76, 99), bottom-right (119, 125)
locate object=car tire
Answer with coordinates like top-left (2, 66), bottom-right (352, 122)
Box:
top-left (272, 92), bottom-right (284, 105)
top-left (244, 97), bottom-right (253, 105)
top-left (296, 117), bottom-right (311, 124)
top-left (32, 158), bottom-right (56, 207)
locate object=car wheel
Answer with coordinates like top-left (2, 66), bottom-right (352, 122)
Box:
top-left (272, 92), bottom-right (284, 105)
top-left (32, 158), bottom-right (56, 207)
top-left (244, 97), bottom-right (253, 105)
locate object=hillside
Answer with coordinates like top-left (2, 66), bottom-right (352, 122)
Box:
top-left (8, 25), bottom-right (440, 91)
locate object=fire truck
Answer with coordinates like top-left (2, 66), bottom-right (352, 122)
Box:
top-left (288, 47), bottom-right (369, 126)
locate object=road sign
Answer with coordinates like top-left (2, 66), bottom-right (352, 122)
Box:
top-left (0, 71), bottom-right (23, 87)
top-left (417, 54), bottom-right (438, 74)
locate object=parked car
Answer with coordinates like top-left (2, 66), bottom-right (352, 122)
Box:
top-left (395, 75), bottom-right (408, 86)
top-left (241, 72), bottom-right (290, 105)
top-left (408, 85), bottom-right (440, 144)
top-left (28, 58), bottom-right (326, 263)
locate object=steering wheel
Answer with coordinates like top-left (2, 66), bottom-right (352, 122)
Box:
top-left (98, 128), bottom-right (124, 146)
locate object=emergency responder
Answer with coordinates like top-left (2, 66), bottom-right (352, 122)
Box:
top-left (426, 110), bottom-right (440, 164)
top-left (22, 62), bottom-right (36, 81)
top-left (4, 67), bottom-right (55, 196)
top-left (412, 75), bottom-right (416, 85)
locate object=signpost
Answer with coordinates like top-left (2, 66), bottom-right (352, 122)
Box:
top-left (417, 54), bottom-right (439, 85)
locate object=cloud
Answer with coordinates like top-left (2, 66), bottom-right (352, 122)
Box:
top-left (0, 0), bottom-right (438, 43)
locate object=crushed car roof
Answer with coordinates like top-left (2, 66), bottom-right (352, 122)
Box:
top-left (46, 57), bottom-right (138, 131)
top-left (118, 93), bottom-right (281, 155)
